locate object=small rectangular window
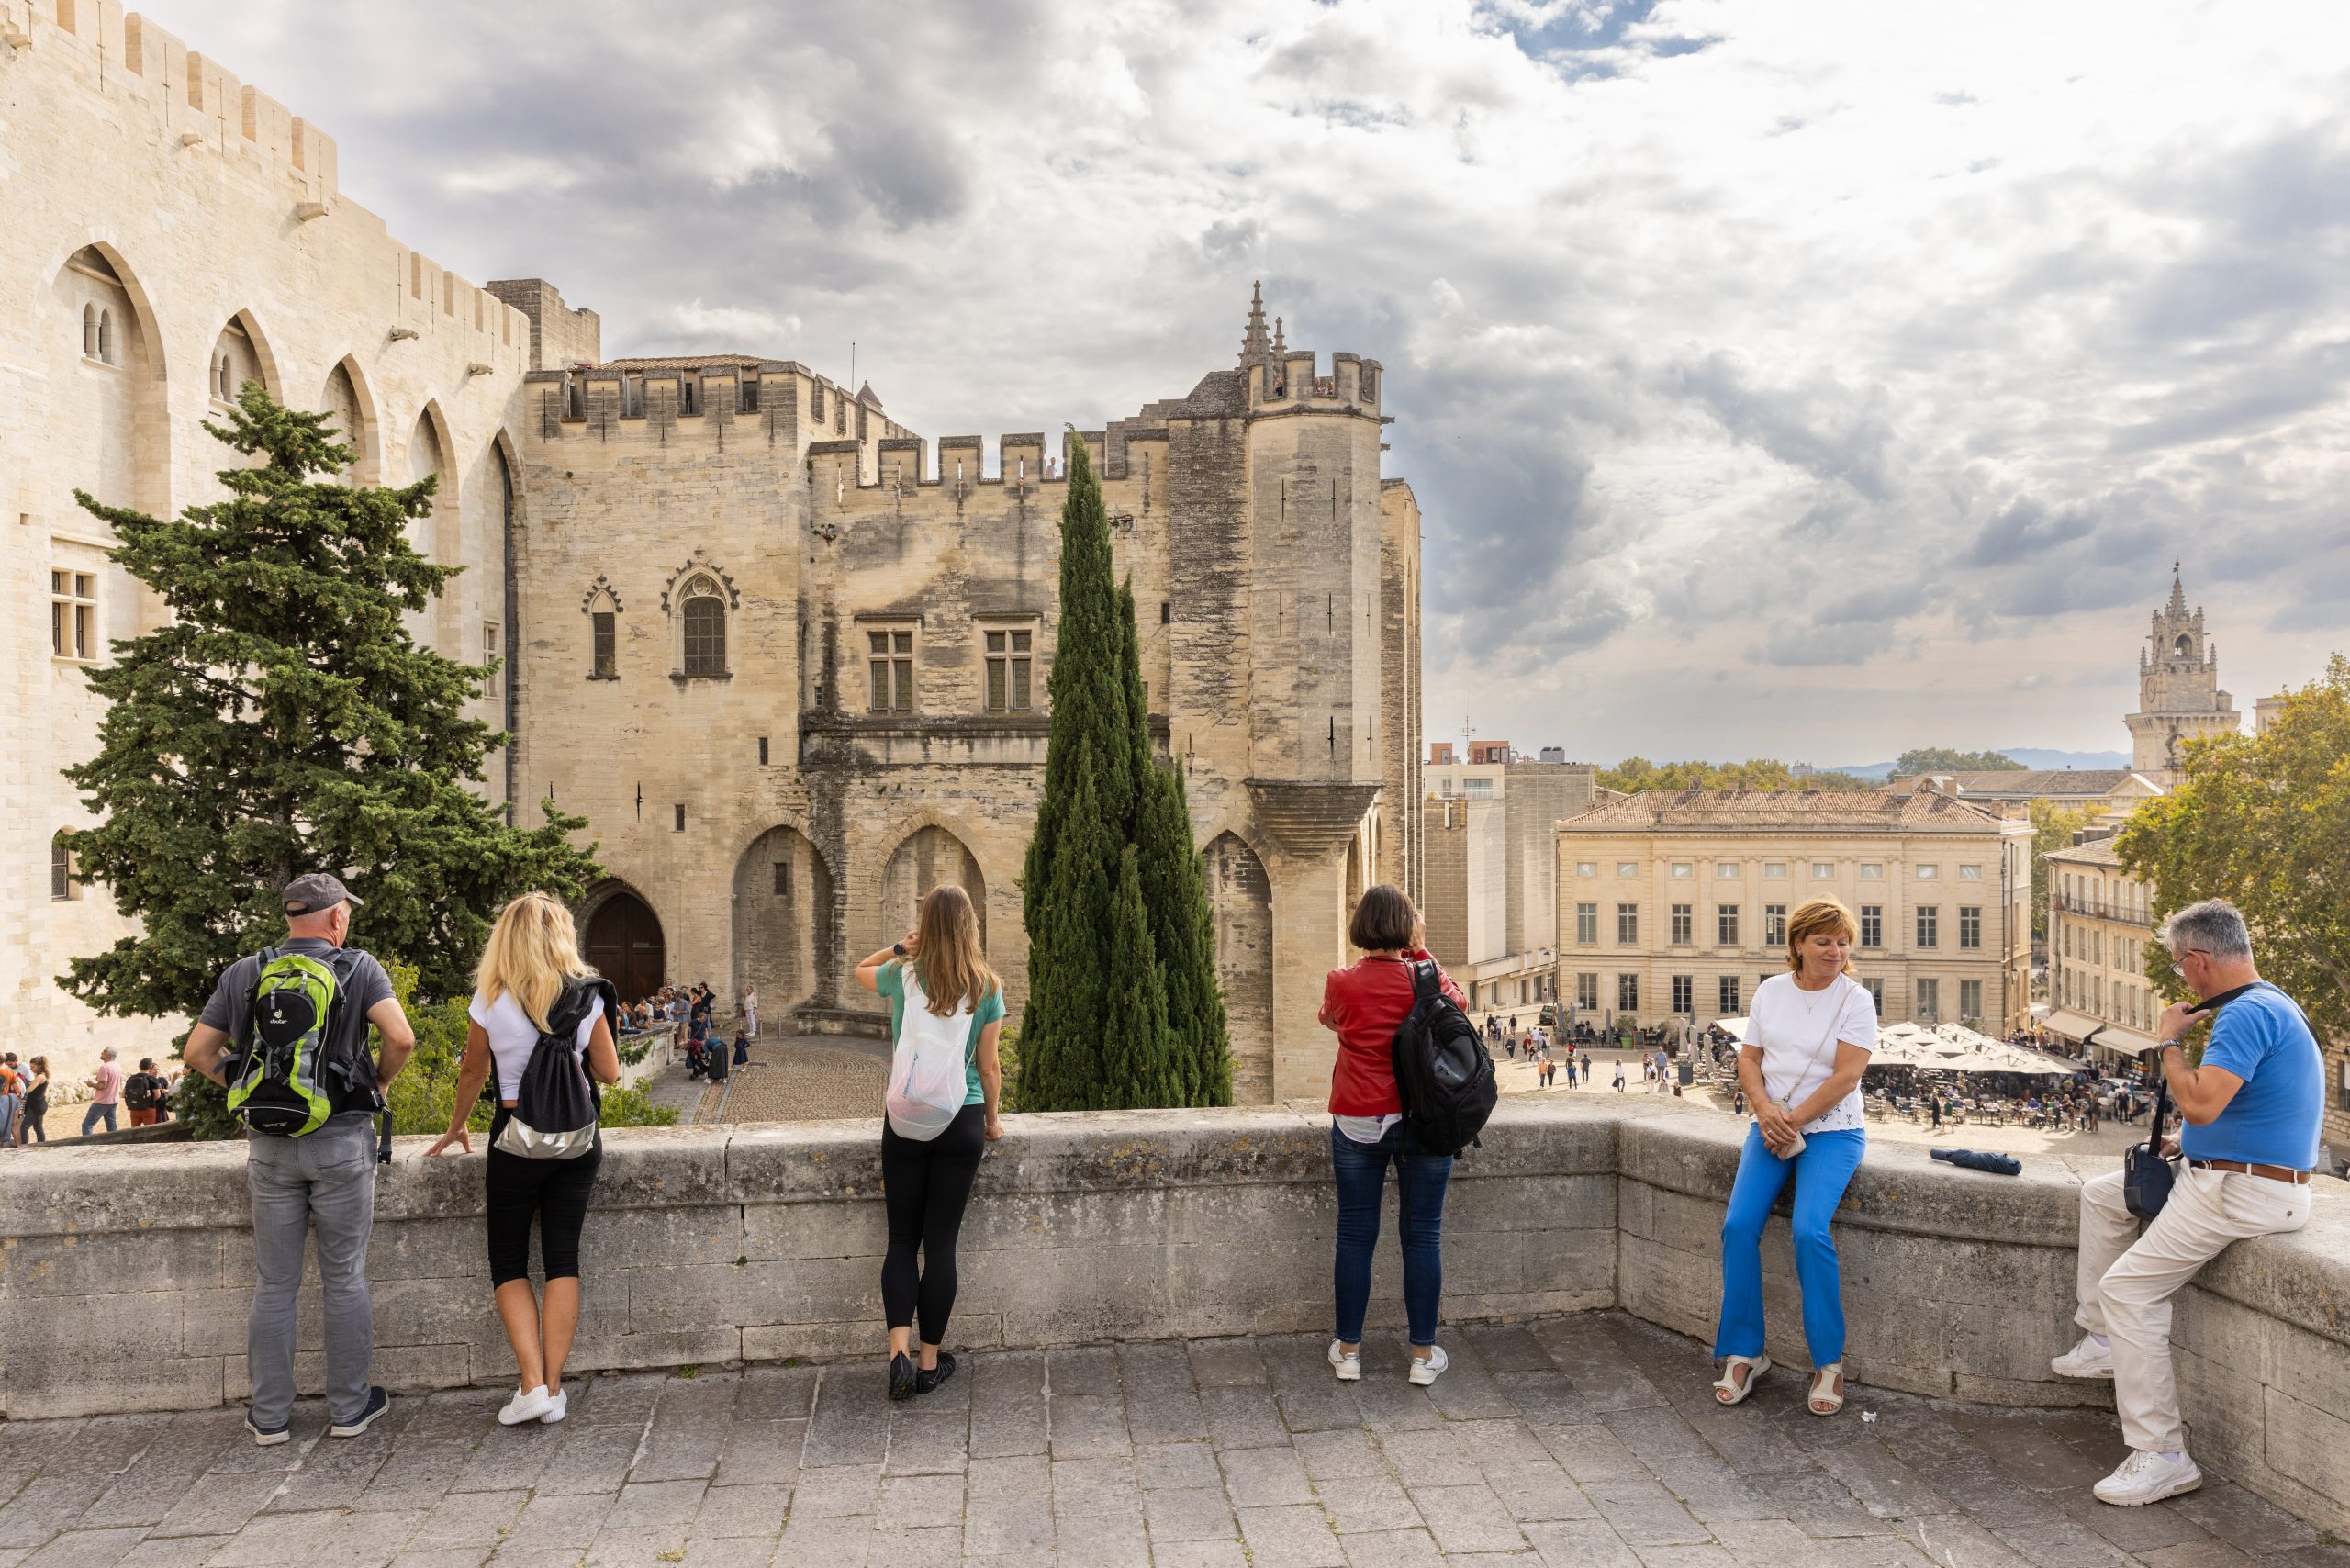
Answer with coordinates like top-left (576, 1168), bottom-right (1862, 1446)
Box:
top-left (1959, 906), bottom-right (1982, 950)
top-left (1959, 979), bottom-right (1983, 1022)
top-left (1575, 902), bottom-right (1598, 945)
top-left (1860, 905), bottom-right (1883, 948)
top-left (984, 626), bottom-right (1035, 712)
top-left (1670, 862), bottom-right (1692, 879)
top-left (1577, 972), bottom-right (1599, 1011)
top-left (674, 804), bottom-right (686, 832)
top-left (742, 377), bottom-right (760, 414)
top-left (1718, 975), bottom-right (1740, 1014)
top-left (1670, 904), bottom-right (1692, 946)
top-left (1576, 861), bottom-right (1598, 879)
top-left (483, 622), bottom-right (500, 665)
top-left (1764, 904), bottom-right (1787, 946)
top-left (1917, 905), bottom-right (1940, 948)
top-left (1160, 600), bottom-right (1171, 625)
top-left (50, 834), bottom-right (74, 902)
top-left (1811, 861), bottom-right (1834, 879)
top-left (591, 610), bottom-right (616, 678)
top-left (1916, 978), bottom-right (1940, 1022)
top-left (1717, 861), bottom-right (1739, 879)
top-left (1617, 903), bottom-right (1639, 945)
top-left (772, 861), bottom-right (790, 896)
top-left (1617, 973), bottom-right (1639, 1013)
top-left (1763, 862), bottom-right (1786, 879)
top-left (1717, 904), bottom-right (1740, 946)
top-left (758, 736), bottom-right (769, 766)
top-left (1916, 864), bottom-right (1940, 879)
top-left (1864, 977), bottom-right (1885, 1012)
top-left (50, 569), bottom-right (96, 661)
top-left (1617, 861), bottom-right (1639, 879)
top-left (867, 627), bottom-right (916, 712)
top-left (1860, 862), bottom-right (1883, 879)
top-left (1959, 864), bottom-right (1983, 880)
top-left (1672, 974), bottom-right (1693, 1015)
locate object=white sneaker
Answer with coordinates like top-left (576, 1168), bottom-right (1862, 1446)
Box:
top-left (539, 1387), bottom-right (567, 1424)
top-left (1327, 1340), bottom-right (1360, 1383)
top-left (2094, 1449), bottom-right (2202, 1506)
top-left (498, 1385), bottom-right (555, 1426)
top-left (1407, 1345), bottom-right (1449, 1386)
top-left (2051, 1334), bottom-right (2115, 1379)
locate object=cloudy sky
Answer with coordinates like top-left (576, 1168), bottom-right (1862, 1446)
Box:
top-left (140, 0), bottom-right (2350, 764)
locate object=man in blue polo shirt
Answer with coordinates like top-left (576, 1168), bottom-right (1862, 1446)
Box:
top-left (2051, 899), bottom-right (2320, 1506)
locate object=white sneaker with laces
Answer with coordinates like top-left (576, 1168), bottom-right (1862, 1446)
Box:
top-left (1327, 1340), bottom-right (1360, 1383)
top-left (1407, 1345), bottom-right (1449, 1386)
top-left (539, 1387), bottom-right (567, 1424)
top-left (499, 1385), bottom-right (555, 1426)
top-left (2094, 1449), bottom-right (2201, 1506)
top-left (2051, 1334), bottom-right (2115, 1379)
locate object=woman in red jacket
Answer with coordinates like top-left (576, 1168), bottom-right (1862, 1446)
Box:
top-left (1318, 884), bottom-right (1471, 1386)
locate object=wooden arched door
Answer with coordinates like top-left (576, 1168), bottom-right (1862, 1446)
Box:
top-left (585, 891), bottom-right (665, 1002)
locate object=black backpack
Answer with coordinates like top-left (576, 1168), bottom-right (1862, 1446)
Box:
top-left (1390, 960), bottom-right (1497, 1158)
top-left (492, 977), bottom-right (614, 1160)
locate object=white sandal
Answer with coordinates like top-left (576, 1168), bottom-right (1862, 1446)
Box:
top-left (1808, 1362), bottom-right (1845, 1416)
top-left (1713, 1354), bottom-right (1770, 1406)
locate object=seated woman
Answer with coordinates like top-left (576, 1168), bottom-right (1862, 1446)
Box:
top-left (1712, 897), bottom-right (1876, 1417)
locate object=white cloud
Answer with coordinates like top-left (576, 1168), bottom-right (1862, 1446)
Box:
top-left (129, 0), bottom-right (2350, 759)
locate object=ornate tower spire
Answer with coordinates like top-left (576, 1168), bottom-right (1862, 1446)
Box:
top-left (1272, 314), bottom-right (1285, 356)
top-left (2166, 559), bottom-right (2188, 618)
top-left (1239, 281), bottom-right (1270, 367)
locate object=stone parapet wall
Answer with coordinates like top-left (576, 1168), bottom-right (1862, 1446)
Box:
top-left (1, 1100), bottom-right (2343, 1530)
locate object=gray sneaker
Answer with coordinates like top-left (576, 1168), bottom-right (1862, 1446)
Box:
top-left (1407, 1345), bottom-right (1449, 1386)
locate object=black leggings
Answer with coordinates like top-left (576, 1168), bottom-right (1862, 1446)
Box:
top-left (486, 1107), bottom-right (601, 1288)
top-left (880, 1103), bottom-right (987, 1345)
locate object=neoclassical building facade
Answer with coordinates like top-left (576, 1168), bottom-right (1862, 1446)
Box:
top-left (2, 8), bottom-right (1426, 1100)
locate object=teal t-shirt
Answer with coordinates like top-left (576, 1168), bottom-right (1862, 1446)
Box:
top-left (876, 958), bottom-right (1004, 1107)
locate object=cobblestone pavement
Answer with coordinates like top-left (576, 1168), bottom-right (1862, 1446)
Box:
top-left (702, 1036), bottom-right (890, 1126)
top-left (0, 1313), bottom-right (2334, 1568)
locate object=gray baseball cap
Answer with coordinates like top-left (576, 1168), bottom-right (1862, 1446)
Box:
top-left (283, 872), bottom-right (363, 914)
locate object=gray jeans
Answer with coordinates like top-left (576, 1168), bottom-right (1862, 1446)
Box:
top-left (247, 1114), bottom-right (376, 1427)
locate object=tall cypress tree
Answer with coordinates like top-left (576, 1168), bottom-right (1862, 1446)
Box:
top-left (60, 386), bottom-right (601, 1136)
top-left (1019, 437), bottom-right (1229, 1109)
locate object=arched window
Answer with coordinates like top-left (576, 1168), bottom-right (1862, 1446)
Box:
top-left (2172, 633), bottom-right (2191, 657)
top-left (588, 589), bottom-right (619, 678)
top-left (218, 354), bottom-right (232, 400)
top-left (97, 309), bottom-right (114, 364)
top-left (50, 832), bottom-right (78, 902)
top-left (682, 584), bottom-right (725, 677)
top-left (82, 304), bottom-right (97, 358)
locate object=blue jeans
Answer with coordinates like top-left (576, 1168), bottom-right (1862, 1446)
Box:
top-left (81, 1101), bottom-right (118, 1137)
top-left (1331, 1121), bottom-right (1454, 1347)
top-left (0, 1092), bottom-right (16, 1148)
top-left (1713, 1124), bottom-right (1865, 1366)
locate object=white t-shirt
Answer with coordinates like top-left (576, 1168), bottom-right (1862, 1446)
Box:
top-left (469, 988), bottom-right (605, 1101)
top-left (1746, 973), bottom-right (1875, 1134)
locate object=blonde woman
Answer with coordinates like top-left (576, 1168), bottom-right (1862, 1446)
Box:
top-left (852, 884), bottom-right (1005, 1402)
top-left (1712, 897), bottom-right (1876, 1417)
top-left (427, 893), bottom-right (621, 1427)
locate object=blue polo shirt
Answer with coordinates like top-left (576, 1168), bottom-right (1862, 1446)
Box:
top-left (2178, 984), bottom-right (2322, 1169)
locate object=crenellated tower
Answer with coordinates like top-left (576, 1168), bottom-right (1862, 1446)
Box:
top-left (2124, 562), bottom-right (2239, 782)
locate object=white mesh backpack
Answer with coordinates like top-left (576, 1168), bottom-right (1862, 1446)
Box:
top-left (885, 965), bottom-right (973, 1140)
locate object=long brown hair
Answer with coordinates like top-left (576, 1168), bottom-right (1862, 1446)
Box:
top-left (911, 884), bottom-right (998, 1016)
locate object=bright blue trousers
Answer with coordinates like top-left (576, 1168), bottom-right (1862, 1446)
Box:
top-left (1712, 1124), bottom-right (1865, 1366)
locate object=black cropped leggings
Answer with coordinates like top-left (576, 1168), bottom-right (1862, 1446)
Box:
top-left (880, 1103), bottom-right (987, 1345)
top-left (486, 1107), bottom-right (601, 1288)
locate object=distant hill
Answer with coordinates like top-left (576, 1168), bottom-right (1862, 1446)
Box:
top-left (1823, 748), bottom-right (2132, 782)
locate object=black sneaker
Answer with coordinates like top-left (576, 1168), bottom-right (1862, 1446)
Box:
top-left (915, 1353), bottom-right (957, 1396)
top-left (887, 1352), bottom-right (917, 1403)
top-left (243, 1411), bottom-right (290, 1447)
top-left (329, 1385), bottom-right (390, 1438)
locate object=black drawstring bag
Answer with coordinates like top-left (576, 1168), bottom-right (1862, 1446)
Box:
top-left (494, 977), bottom-right (614, 1159)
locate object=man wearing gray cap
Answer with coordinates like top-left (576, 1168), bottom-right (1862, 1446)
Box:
top-left (185, 872), bottom-right (416, 1445)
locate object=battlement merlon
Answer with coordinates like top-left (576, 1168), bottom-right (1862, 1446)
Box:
top-left (1244, 349), bottom-right (1385, 414)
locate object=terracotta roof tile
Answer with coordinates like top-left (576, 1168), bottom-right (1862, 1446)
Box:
top-left (1557, 788), bottom-right (2009, 834)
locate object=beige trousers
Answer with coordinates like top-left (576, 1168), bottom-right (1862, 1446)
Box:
top-left (2075, 1164), bottom-right (2311, 1453)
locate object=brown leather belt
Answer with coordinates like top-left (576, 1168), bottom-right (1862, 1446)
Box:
top-left (2188, 1158), bottom-right (2311, 1185)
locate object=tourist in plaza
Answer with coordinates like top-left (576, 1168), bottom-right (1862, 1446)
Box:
top-left (1713, 897), bottom-right (1876, 1418)
top-left (16, 1057), bottom-right (47, 1146)
top-left (2052, 900), bottom-right (2320, 1507)
top-left (124, 1058), bottom-right (166, 1127)
top-left (0, 1055), bottom-right (18, 1151)
top-left (1317, 884), bottom-right (1465, 1388)
top-left (183, 873), bottom-right (412, 1445)
top-left (732, 1025), bottom-right (751, 1068)
top-left (1613, 1060), bottom-right (1626, 1091)
top-left (855, 884), bottom-right (1004, 1403)
top-left (743, 984), bottom-right (758, 1038)
top-left (427, 891), bottom-right (621, 1428)
top-left (79, 1047), bottom-right (124, 1136)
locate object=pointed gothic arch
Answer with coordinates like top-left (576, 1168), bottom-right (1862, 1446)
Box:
top-left (319, 355), bottom-right (380, 484)
top-left (210, 308), bottom-right (282, 403)
top-left (880, 824), bottom-right (989, 949)
top-left (1204, 830), bottom-right (1275, 1103)
top-left (50, 240), bottom-right (167, 519)
top-left (733, 823), bottom-right (838, 1014)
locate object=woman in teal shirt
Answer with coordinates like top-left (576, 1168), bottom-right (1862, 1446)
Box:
top-left (854, 884), bottom-right (1005, 1402)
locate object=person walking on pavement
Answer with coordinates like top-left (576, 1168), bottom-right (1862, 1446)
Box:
top-left (80, 1047), bottom-right (125, 1136)
top-left (183, 873), bottom-right (414, 1446)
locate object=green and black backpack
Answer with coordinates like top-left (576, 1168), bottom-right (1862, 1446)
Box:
top-left (226, 946), bottom-right (375, 1137)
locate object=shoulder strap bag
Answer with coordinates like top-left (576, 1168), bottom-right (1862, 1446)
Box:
top-left (1768, 975), bottom-right (1853, 1161)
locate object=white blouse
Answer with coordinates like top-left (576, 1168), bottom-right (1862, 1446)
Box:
top-left (1746, 973), bottom-right (1876, 1134)
top-left (469, 989), bottom-right (605, 1101)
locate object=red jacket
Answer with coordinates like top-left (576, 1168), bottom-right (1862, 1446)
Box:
top-left (1320, 952), bottom-right (1468, 1115)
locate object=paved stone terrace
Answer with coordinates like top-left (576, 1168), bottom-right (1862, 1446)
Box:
top-left (0, 1313), bottom-right (2333, 1568)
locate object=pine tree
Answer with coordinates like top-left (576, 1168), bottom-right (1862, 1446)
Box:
top-left (1138, 760), bottom-right (1234, 1105)
top-left (1017, 736), bottom-right (1116, 1110)
top-left (59, 386), bottom-right (601, 1137)
top-left (1099, 846), bottom-right (1176, 1109)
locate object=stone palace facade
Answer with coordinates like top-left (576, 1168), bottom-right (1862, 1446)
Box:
top-left (0, 7), bottom-right (1426, 1100)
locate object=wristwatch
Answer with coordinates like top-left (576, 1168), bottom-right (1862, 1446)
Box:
top-left (892, 942), bottom-right (906, 958)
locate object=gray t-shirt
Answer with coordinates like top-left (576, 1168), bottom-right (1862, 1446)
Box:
top-left (199, 938), bottom-right (396, 1112)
